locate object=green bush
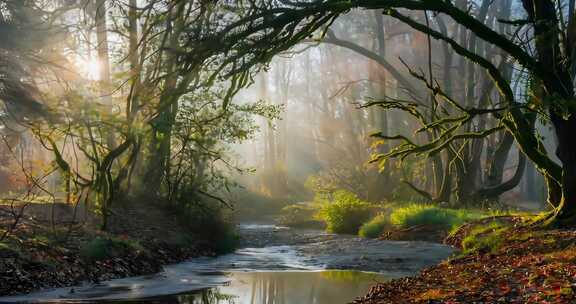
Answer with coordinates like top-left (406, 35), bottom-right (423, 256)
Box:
top-left (317, 190), bottom-right (373, 234)
top-left (0, 242), bottom-right (21, 258)
top-left (80, 236), bottom-right (144, 261)
top-left (231, 187), bottom-right (303, 221)
top-left (277, 203), bottom-right (323, 228)
top-left (213, 225), bottom-right (240, 254)
top-left (389, 204), bottom-right (480, 230)
top-left (172, 199), bottom-right (239, 254)
top-left (358, 213), bottom-right (388, 238)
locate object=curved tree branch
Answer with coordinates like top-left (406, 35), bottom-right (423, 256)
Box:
top-left (302, 31), bottom-right (422, 100)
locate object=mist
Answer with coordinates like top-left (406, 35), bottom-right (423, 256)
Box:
top-left (1, 1), bottom-right (575, 303)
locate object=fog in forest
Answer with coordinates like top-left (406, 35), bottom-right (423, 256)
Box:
top-left (229, 8), bottom-right (551, 217)
top-left (2, 1), bottom-right (576, 303)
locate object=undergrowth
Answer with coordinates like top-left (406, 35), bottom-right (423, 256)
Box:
top-left (461, 221), bottom-right (510, 255)
top-left (317, 190), bottom-right (374, 234)
top-left (358, 213), bottom-right (387, 238)
top-left (390, 204), bottom-right (482, 229)
top-left (80, 236), bottom-right (145, 261)
top-left (357, 203), bottom-right (515, 239)
top-left (277, 203), bottom-right (324, 228)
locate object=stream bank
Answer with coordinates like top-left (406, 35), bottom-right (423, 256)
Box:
top-left (354, 222), bottom-right (576, 303)
top-left (0, 202), bottom-right (218, 297)
top-left (1, 223), bottom-right (454, 303)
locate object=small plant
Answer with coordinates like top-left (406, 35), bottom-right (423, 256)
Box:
top-left (358, 213), bottom-right (388, 238)
top-left (80, 236), bottom-right (144, 261)
top-left (0, 242), bottom-right (20, 258)
top-left (317, 190), bottom-right (373, 234)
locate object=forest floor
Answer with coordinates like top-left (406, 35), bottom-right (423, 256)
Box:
top-left (354, 217), bottom-right (576, 303)
top-left (0, 200), bottom-right (216, 296)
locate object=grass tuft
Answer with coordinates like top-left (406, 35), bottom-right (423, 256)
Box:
top-left (358, 213), bottom-right (387, 238)
top-left (389, 204), bottom-right (482, 230)
top-left (461, 221), bottom-right (509, 254)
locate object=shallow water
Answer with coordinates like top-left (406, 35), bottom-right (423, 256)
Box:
top-left (0, 224), bottom-right (453, 304)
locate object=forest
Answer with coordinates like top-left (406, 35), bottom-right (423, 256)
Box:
top-left (1, 0), bottom-right (576, 303)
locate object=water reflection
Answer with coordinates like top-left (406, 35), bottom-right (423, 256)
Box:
top-left (145, 271), bottom-right (384, 304)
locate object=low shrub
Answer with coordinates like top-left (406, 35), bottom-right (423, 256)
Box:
top-left (172, 199), bottom-right (239, 254)
top-left (80, 236), bottom-right (144, 261)
top-left (277, 203), bottom-right (323, 228)
top-left (0, 241), bottom-right (20, 258)
top-left (213, 225), bottom-right (240, 254)
top-left (317, 190), bottom-right (373, 234)
top-left (358, 213), bottom-right (388, 238)
top-left (231, 188), bottom-right (299, 221)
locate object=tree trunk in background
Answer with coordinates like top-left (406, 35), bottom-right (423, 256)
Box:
top-left (95, 0), bottom-right (111, 106)
top-left (366, 11), bottom-right (392, 201)
top-left (94, 0), bottom-right (114, 229)
top-left (373, 11), bottom-right (388, 134)
top-left (95, 0), bottom-right (115, 150)
top-left (456, 0), bottom-right (492, 204)
top-left (128, 0), bottom-right (140, 119)
top-left (524, 161), bottom-right (538, 201)
top-left (306, 51), bottom-right (320, 163)
top-left (260, 71), bottom-right (278, 196)
top-left (452, 0), bottom-right (469, 204)
top-left (485, 132), bottom-right (515, 187)
top-left (142, 1), bottom-right (186, 195)
top-left (434, 16), bottom-right (453, 203)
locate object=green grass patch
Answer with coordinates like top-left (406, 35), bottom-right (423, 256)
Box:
top-left (461, 221), bottom-right (509, 254)
top-left (358, 213), bottom-right (387, 238)
top-left (390, 204), bottom-right (483, 230)
top-left (357, 203), bottom-right (509, 239)
top-left (317, 190), bottom-right (374, 234)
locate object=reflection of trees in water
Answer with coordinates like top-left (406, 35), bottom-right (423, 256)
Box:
top-left (320, 270), bottom-right (381, 283)
top-left (247, 272), bottom-right (367, 304)
top-left (262, 272), bottom-right (376, 304)
top-left (253, 272), bottom-right (286, 304)
top-left (163, 271), bottom-right (378, 304)
top-left (176, 288), bottom-right (238, 304)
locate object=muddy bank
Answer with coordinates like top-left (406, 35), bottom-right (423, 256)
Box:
top-left (0, 202), bottom-right (217, 297)
top-left (354, 223), bottom-right (576, 303)
top-left (2, 224), bottom-right (455, 303)
top-left (2, 220), bottom-right (455, 300)
top-left (0, 239), bottom-right (213, 296)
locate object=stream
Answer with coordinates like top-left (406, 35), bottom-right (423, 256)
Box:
top-left (0, 224), bottom-right (454, 304)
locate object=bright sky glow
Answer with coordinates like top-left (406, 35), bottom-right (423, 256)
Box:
top-left (75, 57), bottom-right (101, 81)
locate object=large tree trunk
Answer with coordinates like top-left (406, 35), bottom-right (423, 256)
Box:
top-left (526, 0), bottom-right (576, 225)
top-left (142, 1), bottom-right (187, 195)
top-left (551, 117), bottom-right (576, 223)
